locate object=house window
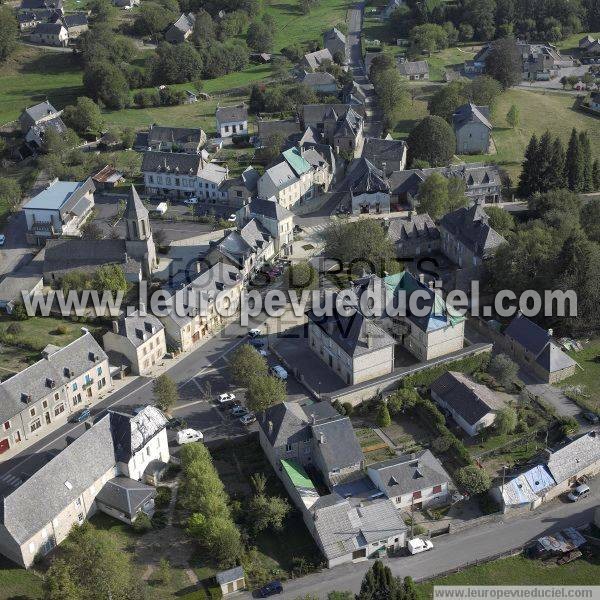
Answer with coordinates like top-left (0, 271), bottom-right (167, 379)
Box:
top-left (73, 394), bottom-right (82, 405)
top-left (29, 408), bottom-right (36, 417)
top-left (97, 366), bottom-right (102, 376)
top-left (75, 497), bottom-right (82, 507)
top-left (3, 421), bottom-right (9, 431)
top-left (78, 513), bottom-right (85, 524)
top-left (433, 485), bottom-right (442, 494)
top-left (72, 382), bottom-right (78, 391)
top-left (54, 392), bottom-right (60, 400)
top-left (285, 444), bottom-right (293, 452)
top-left (30, 418), bottom-right (42, 432)
top-left (412, 490), bottom-right (422, 500)
top-left (14, 431), bottom-right (21, 443)
top-left (54, 404), bottom-right (65, 417)
top-left (43, 400), bottom-right (48, 409)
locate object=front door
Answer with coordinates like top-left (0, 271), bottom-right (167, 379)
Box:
top-left (45, 412), bottom-right (51, 425)
top-left (0, 439), bottom-right (9, 454)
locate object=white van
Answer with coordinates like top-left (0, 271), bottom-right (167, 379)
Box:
top-left (567, 483), bottom-right (590, 502)
top-left (407, 538), bottom-right (433, 555)
top-left (155, 202), bottom-right (168, 215)
top-left (176, 429), bottom-right (203, 444)
top-left (270, 365), bottom-right (288, 380)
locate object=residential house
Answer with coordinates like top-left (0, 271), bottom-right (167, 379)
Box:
top-left (142, 151), bottom-right (227, 201)
top-left (491, 463), bottom-right (554, 512)
top-left (430, 371), bottom-right (503, 436)
top-left (103, 311), bottom-right (166, 376)
top-left (301, 146), bottom-right (334, 194)
top-left (367, 450), bottom-right (452, 509)
top-left (160, 262), bottom-right (242, 352)
top-left (18, 10), bottom-right (56, 30)
top-left (256, 118), bottom-right (302, 148)
top-left (258, 402), bottom-right (407, 567)
top-left (503, 314), bottom-right (577, 383)
top-left (352, 272), bottom-right (466, 362)
top-left (92, 165), bottom-right (124, 190)
top-left (23, 178), bottom-right (95, 244)
top-left (344, 157), bottom-right (390, 215)
top-left (323, 106), bottom-right (365, 157)
top-left (165, 12), bottom-right (195, 43)
top-left (19, 0), bottom-right (63, 16)
top-left (113, 0), bottom-right (139, 7)
top-left (19, 100), bottom-right (67, 150)
top-left (257, 147), bottom-right (315, 209)
top-left (220, 166), bottom-right (260, 211)
top-left (301, 48), bottom-right (334, 71)
top-left (453, 103), bottom-right (492, 154)
top-left (386, 213), bottom-right (440, 258)
top-left (30, 22), bottom-right (68, 46)
top-left (361, 137), bottom-right (407, 175)
top-left (204, 220), bottom-right (275, 282)
top-left (307, 299), bottom-right (396, 385)
top-left (298, 71), bottom-right (339, 94)
top-left (397, 59), bottom-right (429, 80)
top-left (439, 203), bottom-right (506, 273)
top-left (135, 124), bottom-right (206, 153)
top-left (299, 103), bottom-right (365, 132)
top-left (584, 39), bottom-right (600, 56)
top-left (323, 27), bottom-right (347, 64)
top-left (579, 35), bottom-right (596, 50)
top-left (0, 332), bottom-right (110, 457)
top-left (59, 12), bottom-right (88, 37)
top-left (42, 185), bottom-right (157, 281)
top-left (236, 197), bottom-right (294, 254)
top-left (0, 406), bottom-right (168, 567)
top-left (215, 105), bottom-right (248, 138)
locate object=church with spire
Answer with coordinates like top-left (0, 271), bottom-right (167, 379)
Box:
top-left (43, 185), bottom-right (158, 284)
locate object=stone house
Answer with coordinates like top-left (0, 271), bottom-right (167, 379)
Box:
top-left (503, 315), bottom-right (577, 383)
top-left (386, 213), bottom-right (440, 259)
top-left (23, 177), bottom-right (95, 244)
top-left (160, 262), bottom-right (243, 352)
top-left (452, 103), bottom-right (492, 155)
top-left (165, 12), bottom-right (195, 43)
top-left (345, 157), bottom-right (390, 215)
top-left (323, 106), bottom-right (364, 158)
top-left (430, 371), bottom-right (503, 436)
top-left (307, 302), bottom-right (396, 385)
top-left (19, 0), bottom-right (63, 14)
top-left (301, 48), bottom-right (334, 71)
top-left (30, 22), bottom-right (68, 45)
top-left (59, 12), bottom-right (88, 38)
top-left (0, 407), bottom-right (168, 567)
top-left (323, 27), bottom-right (347, 64)
top-left (136, 124), bottom-right (206, 153)
top-left (397, 59), bottom-right (429, 80)
top-left (367, 450), bottom-right (452, 509)
top-left (298, 71), bottom-right (339, 94)
top-left (103, 311), bottom-right (166, 375)
top-left (0, 333), bottom-right (110, 457)
top-left (215, 105), bottom-right (248, 138)
top-left (220, 166), bottom-right (260, 211)
top-left (361, 137), bottom-right (407, 176)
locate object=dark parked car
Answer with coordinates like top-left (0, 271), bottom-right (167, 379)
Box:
top-left (257, 581), bottom-right (283, 597)
top-left (582, 412), bottom-right (599, 424)
top-left (167, 417), bottom-right (186, 430)
top-left (71, 408), bottom-right (91, 423)
top-left (250, 338), bottom-right (265, 348)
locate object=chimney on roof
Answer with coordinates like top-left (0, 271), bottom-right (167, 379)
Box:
top-left (112, 320), bottom-right (119, 334)
top-left (366, 331), bottom-right (373, 348)
top-left (196, 261), bottom-right (202, 274)
top-left (418, 273), bottom-right (425, 284)
top-left (548, 328), bottom-right (553, 337)
top-left (268, 420), bottom-right (273, 435)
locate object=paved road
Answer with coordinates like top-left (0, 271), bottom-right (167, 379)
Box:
top-left (269, 480), bottom-right (600, 599)
top-left (0, 212), bottom-right (35, 278)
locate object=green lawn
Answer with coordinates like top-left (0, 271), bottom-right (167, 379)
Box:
top-left (0, 557), bottom-right (43, 600)
top-left (556, 31), bottom-right (600, 53)
top-left (426, 46), bottom-right (477, 82)
top-left (560, 338), bottom-right (600, 413)
top-left (417, 553), bottom-right (600, 599)
top-left (0, 45), bottom-right (84, 125)
top-left (264, 0), bottom-right (349, 51)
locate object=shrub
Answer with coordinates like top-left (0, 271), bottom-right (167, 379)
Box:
top-left (376, 402), bottom-right (391, 427)
top-left (151, 511), bottom-right (168, 529)
top-left (132, 512), bottom-right (153, 533)
top-left (342, 402), bottom-right (354, 416)
top-left (6, 322), bottom-right (22, 335)
top-left (155, 486), bottom-right (172, 509)
top-left (455, 465), bottom-right (491, 496)
top-left (54, 324), bottom-right (69, 335)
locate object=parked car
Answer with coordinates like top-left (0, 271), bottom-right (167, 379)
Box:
top-left (227, 213), bottom-right (237, 222)
top-left (407, 538), bottom-right (433, 555)
top-left (0, 234), bottom-right (5, 246)
top-left (240, 412), bottom-right (256, 425)
top-left (259, 349), bottom-right (269, 357)
top-left (250, 338), bottom-right (265, 349)
top-left (270, 365), bottom-right (288, 380)
top-left (71, 408), bottom-right (91, 423)
top-left (184, 197), bottom-right (198, 204)
top-left (177, 429), bottom-right (203, 444)
top-left (567, 483), bottom-right (590, 502)
top-left (257, 581), bottom-right (283, 597)
top-left (248, 328), bottom-right (261, 338)
top-left (167, 417), bottom-right (186, 430)
top-left (231, 405), bottom-right (248, 417)
top-left (154, 202), bottom-right (168, 215)
top-left (217, 393), bottom-right (236, 404)
top-left (582, 412), bottom-right (599, 424)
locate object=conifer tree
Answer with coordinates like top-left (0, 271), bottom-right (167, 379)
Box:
top-left (566, 128), bottom-right (584, 192)
top-left (548, 137), bottom-right (566, 190)
top-left (537, 131), bottom-right (553, 193)
top-left (518, 134), bottom-right (540, 197)
top-left (579, 131), bottom-right (593, 192)
top-left (592, 159), bottom-right (600, 191)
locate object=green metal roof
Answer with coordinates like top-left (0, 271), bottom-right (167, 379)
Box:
top-left (281, 459), bottom-right (316, 489)
top-left (282, 147), bottom-right (312, 177)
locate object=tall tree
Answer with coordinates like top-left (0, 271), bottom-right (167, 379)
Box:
top-left (547, 137), bottom-right (566, 190)
top-left (407, 116), bottom-right (456, 167)
top-left (517, 133), bottom-right (540, 197)
top-left (229, 344), bottom-right (268, 387)
top-left (579, 131), bottom-right (593, 192)
top-left (485, 37), bottom-right (522, 88)
top-left (153, 374), bottom-right (179, 413)
top-left (358, 561), bottom-right (403, 600)
top-left (506, 103), bottom-right (519, 128)
top-left (566, 128), bottom-right (584, 192)
top-left (0, 6), bottom-right (18, 61)
top-left (246, 375), bottom-right (286, 413)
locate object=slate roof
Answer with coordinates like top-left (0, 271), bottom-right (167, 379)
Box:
top-left (208, 220), bottom-right (272, 268)
top-left (112, 309), bottom-right (164, 349)
top-left (262, 161), bottom-right (299, 191)
top-left (110, 406), bottom-right (168, 463)
top-left (387, 214), bottom-right (440, 245)
top-left (312, 417), bottom-right (365, 472)
top-left (430, 371), bottom-right (503, 426)
top-left (452, 103), bottom-right (492, 131)
top-left (389, 170), bottom-right (425, 197)
top-left (95, 476), bottom-right (156, 516)
top-left (61, 12), bottom-right (87, 27)
top-left (439, 204), bottom-right (506, 257)
top-left (33, 21), bottom-right (64, 34)
top-left (368, 449), bottom-right (452, 497)
top-left (397, 60), bottom-right (429, 76)
top-left (123, 184), bottom-right (148, 221)
top-left (300, 103), bottom-right (364, 127)
top-left (0, 332), bottom-right (106, 424)
top-left (20, 0), bottom-right (62, 9)
top-left (504, 315), bottom-right (551, 356)
top-left (249, 197), bottom-right (294, 221)
top-left (299, 71), bottom-right (338, 87)
top-left (342, 157), bottom-right (389, 196)
top-left (141, 151), bottom-right (204, 175)
top-left (362, 137), bottom-right (407, 165)
top-left (545, 431), bottom-right (600, 485)
top-left (334, 107), bottom-right (363, 138)
top-left (536, 342), bottom-right (577, 373)
top-left (24, 179), bottom-right (92, 212)
top-left (323, 27), bottom-right (346, 45)
top-left (216, 566), bottom-right (244, 586)
top-left (0, 414), bottom-right (116, 544)
top-left (216, 105), bottom-right (248, 124)
top-left (169, 12), bottom-right (195, 33)
top-left (257, 119), bottom-right (302, 143)
top-left (303, 48), bottom-right (334, 70)
top-left (147, 125), bottom-right (205, 147)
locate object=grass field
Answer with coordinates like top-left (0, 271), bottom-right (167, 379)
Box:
top-left (265, 0), bottom-right (349, 51)
top-left (556, 31), bottom-right (600, 53)
top-left (0, 557), bottom-right (43, 600)
top-left (560, 338), bottom-right (600, 412)
top-left (416, 553), bottom-right (600, 599)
